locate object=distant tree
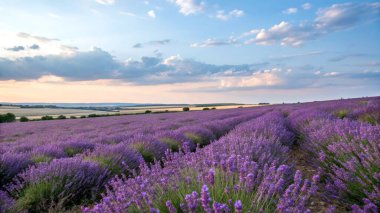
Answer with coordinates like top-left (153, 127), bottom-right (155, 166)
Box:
top-left (182, 107), bottom-right (190, 112)
top-left (202, 107), bottom-right (210, 110)
top-left (80, 115), bottom-right (86, 118)
top-left (145, 110), bottom-right (152, 114)
top-left (88, 114), bottom-right (98, 118)
top-left (20, 116), bottom-right (29, 122)
top-left (41, 115), bottom-right (54, 120)
top-left (211, 107), bottom-right (216, 110)
top-left (57, 115), bottom-right (66, 119)
top-left (0, 113), bottom-right (16, 123)
top-left (70, 116), bottom-right (77, 119)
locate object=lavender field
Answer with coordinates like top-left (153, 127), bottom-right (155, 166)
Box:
top-left (0, 97), bottom-right (378, 212)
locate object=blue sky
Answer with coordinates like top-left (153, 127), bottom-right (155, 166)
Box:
top-left (0, 0), bottom-right (379, 103)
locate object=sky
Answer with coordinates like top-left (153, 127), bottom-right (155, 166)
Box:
top-left (0, 0), bottom-right (379, 104)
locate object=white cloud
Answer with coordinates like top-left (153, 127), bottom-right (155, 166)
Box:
top-left (215, 9), bottom-right (244, 20)
top-left (283, 8), bottom-right (298, 14)
top-left (240, 29), bottom-right (261, 38)
top-left (302, 3), bottom-right (312, 10)
top-left (191, 38), bottom-right (238, 48)
top-left (242, 3), bottom-right (380, 47)
top-left (245, 21), bottom-right (308, 47)
top-left (270, 51), bottom-right (323, 60)
top-left (95, 0), bottom-right (115, 5)
top-left (220, 69), bottom-right (283, 88)
top-left (163, 55), bottom-right (183, 65)
top-left (119, 11), bottom-right (136, 17)
top-left (37, 75), bottom-right (65, 83)
top-left (148, 10), bottom-right (156, 18)
top-left (315, 2), bottom-right (380, 31)
top-left (0, 31), bottom-right (77, 59)
top-left (323, 72), bottom-right (339, 77)
top-left (171, 0), bottom-right (204, 15)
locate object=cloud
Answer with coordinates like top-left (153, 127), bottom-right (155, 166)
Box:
top-left (153, 49), bottom-right (162, 57)
top-left (215, 9), bottom-right (244, 21)
top-left (364, 61), bottom-right (380, 67)
top-left (245, 21), bottom-right (317, 47)
top-left (178, 67), bottom-right (380, 93)
top-left (315, 2), bottom-right (380, 31)
top-left (302, 3), bottom-right (312, 10)
top-left (5, 46), bottom-right (25, 52)
top-left (148, 10), bottom-right (156, 18)
top-left (190, 38), bottom-right (238, 48)
top-left (240, 29), bottom-right (261, 38)
top-left (17, 32), bottom-right (59, 43)
top-left (37, 75), bottom-right (65, 83)
top-left (1, 46), bottom-right (378, 92)
top-left (0, 47), bottom-right (120, 81)
top-left (148, 39), bottom-right (170, 45)
top-left (283, 8), bottom-right (298, 14)
top-left (270, 51), bottom-right (323, 60)
top-left (243, 3), bottom-right (380, 47)
top-left (132, 39), bottom-right (171, 48)
top-left (171, 0), bottom-right (205, 15)
top-left (30, 44), bottom-right (40, 50)
top-left (119, 11), bottom-right (137, 17)
top-left (220, 69), bottom-right (283, 88)
top-left (0, 32), bottom-right (76, 59)
top-left (95, 0), bottom-right (115, 5)
top-left (4, 44), bottom-right (41, 52)
top-left (329, 53), bottom-right (367, 62)
top-left (132, 43), bottom-right (143, 48)
top-left (323, 72), bottom-right (340, 77)
top-left (0, 47), bottom-right (271, 85)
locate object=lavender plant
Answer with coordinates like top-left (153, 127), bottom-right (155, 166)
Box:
top-left (8, 157), bottom-right (109, 212)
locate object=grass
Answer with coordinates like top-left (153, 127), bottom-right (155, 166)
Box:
top-left (359, 114), bottom-right (377, 125)
top-left (130, 143), bottom-right (156, 163)
top-left (337, 109), bottom-right (349, 119)
top-left (64, 147), bottom-right (83, 157)
top-left (31, 155), bottom-right (53, 163)
top-left (184, 133), bottom-right (209, 147)
top-left (14, 181), bottom-right (55, 212)
top-left (85, 156), bottom-right (124, 175)
top-left (159, 137), bottom-right (180, 152)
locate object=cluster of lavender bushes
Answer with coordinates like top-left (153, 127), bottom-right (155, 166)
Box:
top-left (288, 98), bottom-right (380, 212)
top-left (0, 108), bottom-right (261, 212)
top-left (83, 110), bottom-right (321, 212)
top-left (1, 97), bottom-right (379, 212)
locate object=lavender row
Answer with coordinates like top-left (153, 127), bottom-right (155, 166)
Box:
top-left (288, 97), bottom-right (380, 125)
top-left (83, 110), bottom-right (319, 212)
top-left (288, 108), bottom-right (380, 211)
top-left (0, 109), bottom-right (247, 151)
top-left (0, 108), bottom-right (258, 188)
top-left (0, 108), bottom-right (263, 212)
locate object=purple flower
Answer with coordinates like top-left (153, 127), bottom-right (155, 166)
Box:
top-left (234, 200), bottom-right (243, 213)
top-left (207, 169), bottom-right (215, 186)
top-left (166, 200), bottom-right (177, 213)
top-left (201, 185), bottom-right (212, 213)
